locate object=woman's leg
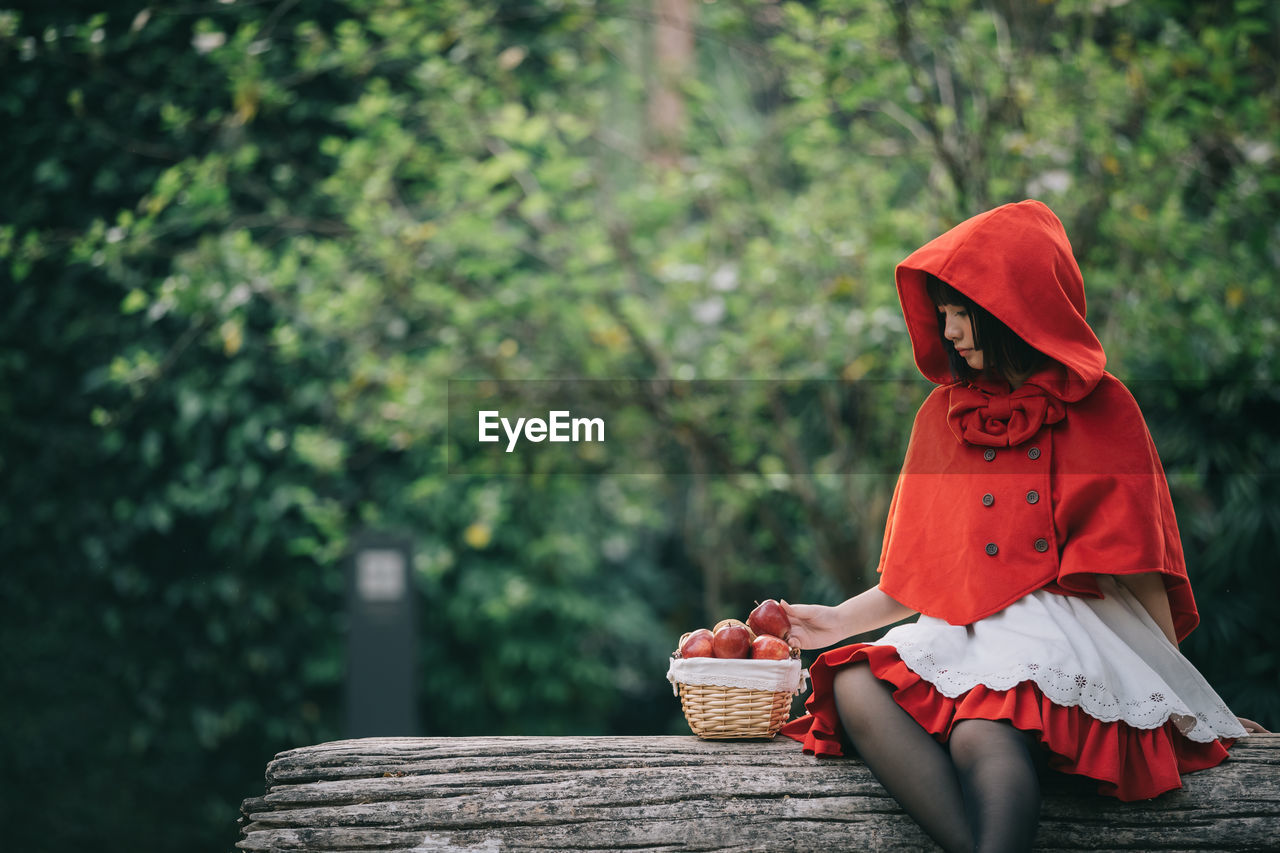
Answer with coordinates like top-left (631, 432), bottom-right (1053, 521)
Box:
top-left (832, 664), bottom-right (973, 853)
top-left (947, 718), bottom-right (1042, 853)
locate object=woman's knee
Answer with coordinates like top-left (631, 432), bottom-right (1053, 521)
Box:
top-left (832, 662), bottom-right (881, 703)
top-left (949, 719), bottom-right (1037, 769)
top-left (832, 663), bottom-right (891, 734)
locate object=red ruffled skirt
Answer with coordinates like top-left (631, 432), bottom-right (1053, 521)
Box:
top-left (781, 582), bottom-right (1243, 802)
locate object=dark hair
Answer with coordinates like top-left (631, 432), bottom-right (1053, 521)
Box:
top-left (924, 272), bottom-right (1045, 383)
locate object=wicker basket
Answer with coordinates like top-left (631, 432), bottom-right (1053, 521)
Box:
top-left (676, 681), bottom-right (794, 739)
top-left (667, 656), bottom-right (805, 740)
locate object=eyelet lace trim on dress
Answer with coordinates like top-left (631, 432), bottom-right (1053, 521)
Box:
top-left (891, 637), bottom-right (1240, 743)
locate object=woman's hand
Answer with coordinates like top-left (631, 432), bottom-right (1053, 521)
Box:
top-left (781, 587), bottom-right (917, 651)
top-left (1237, 716), bottom-right (1270, 734)
top-left (780, 601), bottom-right (851, 651)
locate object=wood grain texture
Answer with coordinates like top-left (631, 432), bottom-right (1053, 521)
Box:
top-left (238, 734), bottom-right (1280, 852)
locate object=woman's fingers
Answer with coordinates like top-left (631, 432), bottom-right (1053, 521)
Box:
top-left (779, 600), bottom-right (801, 647)
top-left (781, 600), bottom-right (817, 623)
top-left (1237, 716), bottom-right (1270, 734)
top-left (779, 600), bottom-right (832, 650)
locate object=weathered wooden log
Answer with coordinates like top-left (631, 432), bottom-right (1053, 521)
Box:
top-left (239, 734), bottom-right (1280, 852)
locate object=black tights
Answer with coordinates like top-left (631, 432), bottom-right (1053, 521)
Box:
top-left (833, 663), bottom-right (1042, 853)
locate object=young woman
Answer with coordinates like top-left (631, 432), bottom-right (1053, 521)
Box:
top-left (778, 200), bottom-right (1265, 853)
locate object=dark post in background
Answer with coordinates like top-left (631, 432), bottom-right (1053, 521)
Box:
top-left (345, 532), bottom-right (419, 738)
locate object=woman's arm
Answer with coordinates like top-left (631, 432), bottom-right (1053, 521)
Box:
top-left (781, 587), bottom-right (917, 651)
top-left (1117, 571), bottom-right (1178, 646)
top-left (1116, 574), bottom-right (1273, 733)
top-left (1116, 574), bottom-right (1271, 733)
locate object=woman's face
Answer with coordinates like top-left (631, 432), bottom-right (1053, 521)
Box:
top-left (938, 304), bottom-right (984, 371)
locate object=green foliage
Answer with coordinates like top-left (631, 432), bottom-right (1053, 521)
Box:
top-left (2, 0), bottom-right (1277, 849)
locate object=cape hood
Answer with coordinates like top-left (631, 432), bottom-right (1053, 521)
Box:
top-left (896, 199), bottom-right (1106, 400)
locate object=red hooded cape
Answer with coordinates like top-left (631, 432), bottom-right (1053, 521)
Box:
top-left (879, 200), bottom-right (1197, 641)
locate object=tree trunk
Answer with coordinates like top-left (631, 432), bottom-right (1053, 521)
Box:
top-left (239, 734), bottom-right (1280, 851)
top-left (649, 0), bottom-right (694, 158)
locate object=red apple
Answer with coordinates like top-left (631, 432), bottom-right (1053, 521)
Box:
top-left (713, 618), bottom-right (755, 639)
top-left (747, 599), bottom-right (791, 641)
top-left (712, 623), bottom-right (752, 659)
top-left (678, 628), bottom-right (715, 658)
top-left (750, 634), bottom-right (792, 660)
